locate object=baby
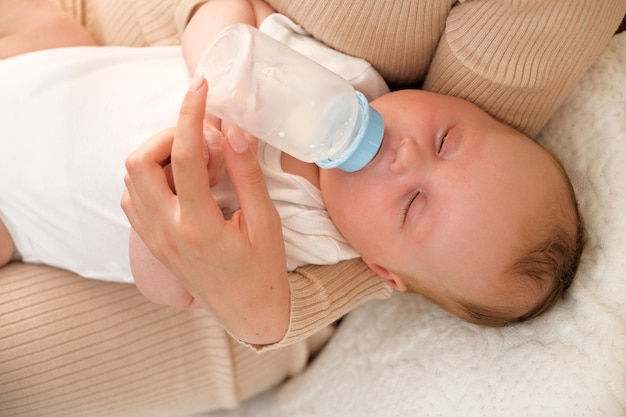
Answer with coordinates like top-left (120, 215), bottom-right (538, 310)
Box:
top-left (0, 0), bottom-right (585, 344)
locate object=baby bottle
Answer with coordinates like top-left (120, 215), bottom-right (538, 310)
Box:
top-left (196, 24), bottom-right (384, 172)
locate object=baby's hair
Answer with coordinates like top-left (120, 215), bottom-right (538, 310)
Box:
top-left (460, 155), bottom-right (586, 327)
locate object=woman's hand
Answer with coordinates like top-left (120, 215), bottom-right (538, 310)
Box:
top-left (122, 76), bottom-right (290, 345)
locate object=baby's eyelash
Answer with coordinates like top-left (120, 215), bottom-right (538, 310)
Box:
top-left (438, 133), bottom-right (448, 153)
top-left (402, 191), bottom-right (420, 224)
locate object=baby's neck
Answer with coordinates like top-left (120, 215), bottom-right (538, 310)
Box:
top-left (280, 152), bottom-right (321, 189)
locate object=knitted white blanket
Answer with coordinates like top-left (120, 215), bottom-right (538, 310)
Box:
top-left (207, 32), bottom-right (626, 417)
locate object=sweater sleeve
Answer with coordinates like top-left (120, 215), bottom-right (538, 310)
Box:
top-left (423, 0), bottom-right (626, 137)
top-left (239, 258), bottom-right (393, 352)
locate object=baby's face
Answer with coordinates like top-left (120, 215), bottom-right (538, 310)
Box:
top-left (320, 90), bottom-right (565, 317)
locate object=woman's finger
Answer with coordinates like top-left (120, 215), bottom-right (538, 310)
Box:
top-left (120, 187), bottom-right (140, 233)
top-left (123, 128), bottom-right (177, 216)
top-left (125, 127), bottom-right (175, 172)
top-left (171, 76), bottom-right (216, 217)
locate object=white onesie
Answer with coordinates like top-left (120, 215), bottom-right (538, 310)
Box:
top-left (0, 14), bottom-right (388, 282)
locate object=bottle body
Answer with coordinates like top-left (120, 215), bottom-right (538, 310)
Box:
top-left (197, 24), bottom-right (383, 171)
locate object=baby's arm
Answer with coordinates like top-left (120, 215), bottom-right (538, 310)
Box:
top-left (182, 0), bottom-right (275, 73)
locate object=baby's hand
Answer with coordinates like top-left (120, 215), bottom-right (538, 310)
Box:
top-left (198, 115), bottom-right (261, 188)
top-left (162, 113), bottom-right (225, 191)
top-left (202, 114), bottom-right (226, 186)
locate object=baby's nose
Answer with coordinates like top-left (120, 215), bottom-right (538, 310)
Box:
top-left (392, 137), bottom-right (427, 172)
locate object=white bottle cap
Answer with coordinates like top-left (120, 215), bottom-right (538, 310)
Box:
top-left (317, 92), bottom-right (384, 172)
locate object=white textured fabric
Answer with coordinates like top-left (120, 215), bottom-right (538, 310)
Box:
top-left (203, 32), bottom-right (626, 417)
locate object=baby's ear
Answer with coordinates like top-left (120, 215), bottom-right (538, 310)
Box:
top-left (362, 259), bottom-right (407, 292)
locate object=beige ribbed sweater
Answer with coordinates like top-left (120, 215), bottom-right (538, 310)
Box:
top-left (1, 0), bottom-right (624, 416)
top-left (0, 259), bottom-right (386, 416)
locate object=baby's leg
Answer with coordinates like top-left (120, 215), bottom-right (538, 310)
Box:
top-left (129, 228), bottom-right (201, 310)
top-left (0, 0), bottom-right (97, 59)
top-left (0, 219), bottom-right (15, 267)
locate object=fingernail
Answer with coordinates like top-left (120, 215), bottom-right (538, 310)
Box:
top-left (227, 126), bottom-right (249, 153)
top-left (189, 70), bottom-right (205, 92)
